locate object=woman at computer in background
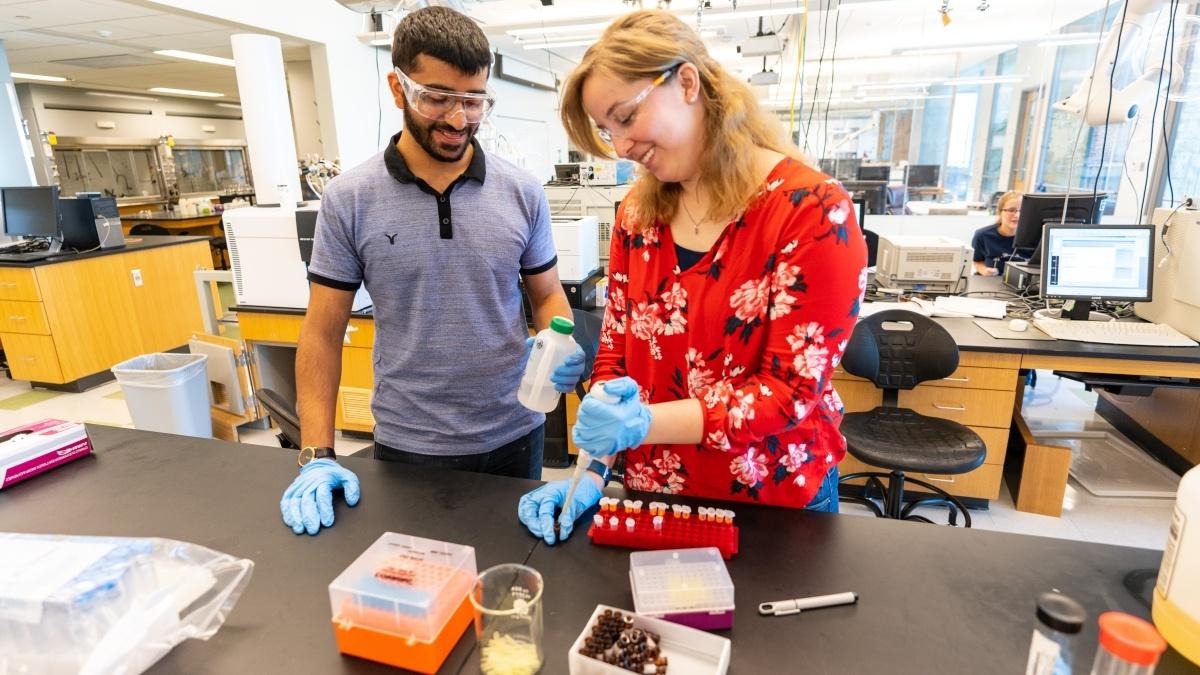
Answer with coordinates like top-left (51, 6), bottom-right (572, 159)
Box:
top-left (517, 9), bottom-right (868, 545)
top-left (972, 191), bottom-right (1022, 276)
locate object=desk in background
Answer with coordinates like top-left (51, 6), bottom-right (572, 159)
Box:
top-left (120, 210), bottom-right (226, 268)
top-left (0, 425), bottom-right (1193, 674)
top-left (0, 236), bottom-right (212, 391)
top-left (845, 276), bottom-right (1200, 516)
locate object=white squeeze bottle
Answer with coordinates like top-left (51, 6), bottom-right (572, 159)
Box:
top-left (1154, 465), bottom-right (1200, 666)
top-left (518, 316), bottom-right (576, 413)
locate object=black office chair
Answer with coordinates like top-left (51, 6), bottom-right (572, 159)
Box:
top-left (543, 309), bottom-right (604, 469)
top-left (129, 223), bottom-right (170, 236)
top-left (256, 388), bottom-right (301, 450)
top-left (837, 310), bottom-right (986, 527)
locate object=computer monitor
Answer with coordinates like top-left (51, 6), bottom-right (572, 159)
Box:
top-left (907, 165), bottom-right (940, 188)
top-left (1041, 224), bottom-right (1154, 321)
top-left (852, 198), bottom-right (866, 228)
top-left (1013, 192), bottom-right (1107, 261)
top-left (553, 163), bottom-right (580, 184)
top-left (0, 186), bottom-right (61, 238)
top-left (857, 165), bottom-right (890, 182)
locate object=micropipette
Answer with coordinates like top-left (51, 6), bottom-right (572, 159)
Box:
top-left (560, 381), bottom-right (620, 528)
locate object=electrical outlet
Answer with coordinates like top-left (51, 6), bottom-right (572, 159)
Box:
top-left (131, 269), bottom-right (143, 287)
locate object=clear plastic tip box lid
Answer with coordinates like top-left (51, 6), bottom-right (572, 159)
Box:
top-left (329, 532), bottom-right (477, 643)
top-left (629, 547), bottom-right (734, 616)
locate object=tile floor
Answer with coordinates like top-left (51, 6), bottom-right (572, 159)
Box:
top-left (0, 370), bottom-right (1178, 550)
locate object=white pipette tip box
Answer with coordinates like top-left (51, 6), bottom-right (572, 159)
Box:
top-left (568, 604), bottom-right (731, 675)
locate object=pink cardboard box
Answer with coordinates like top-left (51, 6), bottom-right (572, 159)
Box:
top-left (0, 419), bottom-right (91, 490)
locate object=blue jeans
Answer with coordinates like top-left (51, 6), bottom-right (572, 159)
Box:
top-left (804, 466), bottom-right (840, 513)
top-left (373, 425), bottom-right (545, 480)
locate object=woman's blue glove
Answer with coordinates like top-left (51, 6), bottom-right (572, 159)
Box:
top-left (517, 477), bottom-right (603, 545)
top-left (280, 459), bottom-right (361, 535)
top-left (522, 337), bottom-right (587, 393)
top-left (571, 377), bottom-right (652, 457)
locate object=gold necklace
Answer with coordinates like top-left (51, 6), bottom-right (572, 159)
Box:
top-left (679, 196), bottom-right (703, 235)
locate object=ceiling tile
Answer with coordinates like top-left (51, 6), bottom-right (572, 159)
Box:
top-left (121, 29), bottom-right (234, 51)
top-left (110, 13), bottom-right (234, 36)
top-left (0, 28), bottom-right (81, 49)
top-left (6, 40), bottom-right (129, 64)
top-left (44, 20), bottom-right (154, 41)
top-left (0, 0), bottom-right (161, 29)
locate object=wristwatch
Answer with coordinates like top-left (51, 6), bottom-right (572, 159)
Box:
top-left (585, 458), bottom-right (612, 486)
top-left (298, 446), bottom-right (337, 467)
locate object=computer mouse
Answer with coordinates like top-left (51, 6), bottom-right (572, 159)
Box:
top-left (1009, 319), bottom-right (1029, 332)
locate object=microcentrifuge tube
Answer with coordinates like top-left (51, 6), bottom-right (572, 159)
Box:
top-left (633, 500), bottom-right (643, 514)
top-left (623, 499), bottom-right (634, 512)
top-left (594, 514), bottom-right (605, 528)
top-left (625, 517), bottom-right (635, 532)
top-left (652, 515), bottom-right (664, 531)
top-left (609, 516), bottom-right (619, 530)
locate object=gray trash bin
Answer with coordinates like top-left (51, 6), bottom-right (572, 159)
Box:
top-left (112, 353), bottom-right (212, 438)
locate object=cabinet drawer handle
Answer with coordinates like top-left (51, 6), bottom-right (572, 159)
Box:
top-left (8, 315), bottom-right (25, 321)
top-left (932, 402), bottom-right (967, 412)
top-left (922, 474), bottom-right (956, 484)
top-left (0, 282), bottom-right (16, 288)
top-left (21, 356), bottom-right (35, 361)
top-left (944, 376), bottom-right (970, 383)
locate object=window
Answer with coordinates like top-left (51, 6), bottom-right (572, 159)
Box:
top-left (980, 50), bottom-right (1018, 200)
top-left (1037, 5), bottom-right (1136, 212)
top-left (173, 147), bottom-right (251, 195)
top-left (944, 90), bottom-right (980, 201)
top-left (52, 147), bottom-right (163, 200)
top-left (1158, 15), bottom-right (1200, 208)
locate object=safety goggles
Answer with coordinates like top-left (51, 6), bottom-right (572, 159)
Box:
top-left (596, 65), bottom-right (679, 146)
top-left (395, 68), bottom-right (495, 123)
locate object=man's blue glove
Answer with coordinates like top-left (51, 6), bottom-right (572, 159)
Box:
top-left (280, 458), bottom-right (361, 535)
top-left (522, 337), bottom-right (586, 394)
top-left (572, 377), bottom-right (652, 457)
top-left (517, 476), bottom-right (603, 545)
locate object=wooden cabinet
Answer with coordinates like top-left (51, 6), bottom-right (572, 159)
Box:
top-left (833, 351), bottom-right (1021, 501)
top-left (0, 240), bottom-right (211, 387)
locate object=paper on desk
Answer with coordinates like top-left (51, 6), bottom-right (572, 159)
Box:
top-left (857, 301), bottom-right (930, 319)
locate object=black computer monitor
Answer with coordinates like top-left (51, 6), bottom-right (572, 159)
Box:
top-left (1013, 192), bottom-right (1107, 261)
top-left (1041, 223), bottom-right (1153, 320)
top-left (857, 165), bottom-right (890, 182)
top-left (835, 158), bottom-right (862, 183)
top-left (0, 186), bottom-right (60, 238)
top-left (852, 198), bottom-right (866, 228)
top-left (907, 165), bottom-right (940, 188)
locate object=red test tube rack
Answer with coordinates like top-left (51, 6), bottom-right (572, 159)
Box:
top-left (587, 498), bottom-right (740, 559)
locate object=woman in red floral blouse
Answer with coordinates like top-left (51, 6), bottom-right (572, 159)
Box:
top-left (518, 10), bottom-right (866, 545)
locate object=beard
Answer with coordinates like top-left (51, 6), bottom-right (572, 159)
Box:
top-left (402, 107), bottom-right (479, 163)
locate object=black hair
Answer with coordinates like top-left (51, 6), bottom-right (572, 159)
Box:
top-left (391, 6), bottom-right (492, 76)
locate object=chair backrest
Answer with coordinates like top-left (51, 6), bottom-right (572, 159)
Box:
top-left (863, 230), bottom-right (879, 267)
top-left (571, 308), bottom-right (603, 397)
top-left (255, 387), bottom-right (301, 448)
top-left (130, 223), bottom-right (170, 236)
top-left (841, 310), bottom-right (959, 392)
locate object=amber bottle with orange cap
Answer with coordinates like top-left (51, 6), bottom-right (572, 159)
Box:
top-left (1089, 612), bottom-right (1168, 675)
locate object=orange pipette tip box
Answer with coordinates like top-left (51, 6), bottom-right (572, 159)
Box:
top-left (332, 594), bottom-right (473, 673)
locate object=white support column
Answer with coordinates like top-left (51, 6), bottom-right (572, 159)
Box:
top-left (0, 42), bottom-right (35, 186)
top-left (231, 34), bottom-right (301, 207)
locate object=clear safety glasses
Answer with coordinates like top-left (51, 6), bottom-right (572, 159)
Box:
top-left (395, 68), bottom-right (495, 124)
top-left (596, 65), bottom-right (679, 146)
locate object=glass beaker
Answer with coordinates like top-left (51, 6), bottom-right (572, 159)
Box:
top-left (470, 564), bottom-right (544, 675)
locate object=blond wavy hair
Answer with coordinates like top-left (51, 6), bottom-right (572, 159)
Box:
top-left (996, 190), bottom-right (1021, 216)
top-left (560, 10), bottom-right (800, 232)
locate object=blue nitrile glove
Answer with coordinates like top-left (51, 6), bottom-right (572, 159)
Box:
top-left (280, 459), bottom-right (361, 535)
top-left (522, 337), bottom-right (587, 394)
top-left (571, 377), bottom-right (652, 457)
top-left (517, 476), bottom-right (604, 545)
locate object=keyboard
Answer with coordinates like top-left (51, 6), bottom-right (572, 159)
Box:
top-left (1032, 318), bottom-right (1199, 347)
top-left (0, 241), bottom-right (50, 255)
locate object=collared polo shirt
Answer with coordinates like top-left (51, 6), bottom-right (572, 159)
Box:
top-left (307, 132), bottom-right (558, 455)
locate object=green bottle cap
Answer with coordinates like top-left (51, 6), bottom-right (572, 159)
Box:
top-left (550, 316), bottom-right (575, 335)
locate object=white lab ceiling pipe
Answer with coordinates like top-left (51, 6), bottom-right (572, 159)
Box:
top-left (231, 34), bottom-right (300, 206)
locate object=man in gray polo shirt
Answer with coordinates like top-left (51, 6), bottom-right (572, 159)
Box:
top-left (279, 7), bottom-right (583, 536)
